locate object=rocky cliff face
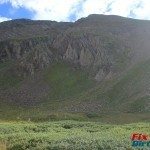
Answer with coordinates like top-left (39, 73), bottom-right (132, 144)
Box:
top-left (0, 38), bottom-right (53, 75)
top-left (1, 15), bottom-right (150, 114)
top-left (1, 15), bottom-right (150, 81)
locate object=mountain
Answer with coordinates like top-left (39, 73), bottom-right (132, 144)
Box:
top-left (0, 15), bottom-right (150, 121)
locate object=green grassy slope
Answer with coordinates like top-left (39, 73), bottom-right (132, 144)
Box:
top-left (73, 58), bottom-right (150, 112)
top-left (0, 61), bottom-right (22, 88)
top-left (44, 63), bottom-right (95, 99)
top-left (0, 62), bottom-right (95, 121)
top-left (0, 60), bottom-right (150, 122)
top-left (105, 59), bottom-right (150, 112)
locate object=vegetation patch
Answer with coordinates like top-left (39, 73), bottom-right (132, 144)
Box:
top-left (0, 121), bottom-right (149, 150)
top-left (44, 62), bottom-right (95, 99)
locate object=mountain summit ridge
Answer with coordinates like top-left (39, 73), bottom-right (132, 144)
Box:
top-left (0, 14), bottom-right (150, 117)
top-left (1, 15), bottom-right (150, 79)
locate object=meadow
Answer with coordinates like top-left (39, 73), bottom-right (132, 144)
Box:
top-left (0, 120), bottom-right (150, 150)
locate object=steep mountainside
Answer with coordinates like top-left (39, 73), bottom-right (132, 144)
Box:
top-left (0, 15), bottom-right (150, 120)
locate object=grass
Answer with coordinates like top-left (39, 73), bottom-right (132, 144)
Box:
top-left (44, 62), bottom-right (95, 99)
top-left (79, 58), bottom-right (150, 112)
top-left (0, 60), bottom-right (150, 122)
top-left (0, 141), bottom-right (7, 150)
top-left (0, 58), bottom-right (150, 149)
top-left (0, 60), bottom-right (22, 88)
top-left (105, 59), bottom-right (150, 111)
top-left (0, 121), bottom-right (149, 150)
top-left (0, 72), bottom-right (22, 88)
top-left (0, 104), bottom-right (149, 123)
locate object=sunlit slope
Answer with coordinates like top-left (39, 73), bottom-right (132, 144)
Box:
top-left (0, 59), bottom-right (150, 122)
top-left (87, 59), bottom-right (150, 113)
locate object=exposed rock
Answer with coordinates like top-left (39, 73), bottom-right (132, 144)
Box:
top-left (63, 44), bottom-right (78, 62)
top-left (1, 14), bottom-right (150, 79)
top-left (95, 69), bottom-right (106, 81)
top-left (0, 38), bottom-right (56, 75)
top-left (79, 49), bottom-right (94, 67)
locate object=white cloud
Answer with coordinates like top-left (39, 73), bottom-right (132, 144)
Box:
top-left (76, 0), bottom-right (112, 19)
top-left (132, 1), bottom-right (150, 20)
top-left (0, 0), bottom-right (83, 21)
top-left (0, 0), bottom-right (150, 21)
top-left (0, 16), bottom-right (11, 22)
top-left (75, 0), bottom-right (149, 20)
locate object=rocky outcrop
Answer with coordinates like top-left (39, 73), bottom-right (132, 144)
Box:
top-left (63, 44), bottom-right (78, 61)
top-left (18, 43), bottom-right (54, 75)
top-left (0, 37), bottom-right (58, 75)
top-left (80, 48), bottom-right (94, 67)
top-left (1, 15), bottom-right (150, 80)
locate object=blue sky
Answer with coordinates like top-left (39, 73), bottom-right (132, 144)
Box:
top-left (0, 2), bottom-right (32, 19)
top-left (0, 0), bottom-right (150, 22)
